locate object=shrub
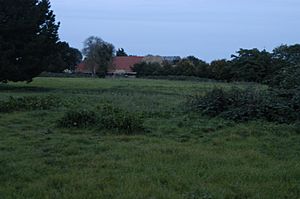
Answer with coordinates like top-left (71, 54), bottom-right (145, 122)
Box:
top-left (97, 104), bottom-right (144, 134)
top-left (58, 104), bottom-right (144, 134)
top-left (260, 89), bottom-right (299, 123)
top-left (0, 95), bottom-right (60, 113)
top-left (58, 110), bottom-right (97, 128)
top-left (219, 88), bottom-right (271, 122)
top-left (270, 64), bottom-right (300, 89)
top-left (292, 89), bottom-right (300, 112)
top-left (188, 87), bottom-right (300, 123)
top-left (188, 88), bottom-right (228, 117)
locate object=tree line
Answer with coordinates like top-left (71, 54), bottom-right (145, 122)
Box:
top-left (133, 45), bottom-right (300, 89)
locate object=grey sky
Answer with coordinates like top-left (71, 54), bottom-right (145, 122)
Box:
top-left (51, 0), bottom-right (300, 61)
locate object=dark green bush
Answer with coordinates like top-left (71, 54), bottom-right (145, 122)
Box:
top-left (292, 90), bottom-right (300, 111)
top-left (269, 64), bottom-right (300, 89)
top-left (260, 89), bottom-right (299, 123)
top-left (97, 104), bottom-right (144, 134)
top-left (58, 109), bottom-right (97, 128)
top-left (188, 87), bottom-right (300, 123)
top-left (0, 95), bottom-right (60, 113)
top-left (188, 88), bottom-right (228, 117)
top-left (59, 104), bottom-right (144, 134)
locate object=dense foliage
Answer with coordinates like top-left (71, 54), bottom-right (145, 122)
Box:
top-left (0, 0), bottom-right (60, 82)
top-left (210, 59), bottom-right (232, 81)
top-left (133, 56), bottom-right (210, 78)
top-left (188, 87), bottom-right (300, 123)
top-left (229, 49), bottom-right (275, 83)
top-left (47, 42), bottom-right (82, 73)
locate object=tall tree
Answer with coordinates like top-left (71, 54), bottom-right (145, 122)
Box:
top-left (0, 0), bottom-right (60, 82)
top-left (82, 36), bottom-right (115, 77)
top-left (230, 49), bottom-right (273, 83)
top-left (47, 42), bottom-right (82, 72)
top-left (270, 44), bottom-right (300, 88)
top-left (210, 59), bottom-right (232, 81)
top-left (175, 56), bottom-right (209, 77)
top-left (273, 44), bottom-right (300, 65)
top-left (132, 62), bottom-right (162, 77)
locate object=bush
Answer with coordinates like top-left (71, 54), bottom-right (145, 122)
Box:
top-left (58, 104), bottom-right (144, 134)
top-left (188, 87), bottom-right (300, 123)
top-left (260, 89), bottom-right (299, 123)
top-left (188, 88), bottom-right (228, 117)
top-left (272, 64), bottom-right (300, 89)
top-left (58, 109), bottom-right (97, 128)
top-left (97, 104), bottom-right (144, 134)
top-left (0, 95), bottom-right (60, 113)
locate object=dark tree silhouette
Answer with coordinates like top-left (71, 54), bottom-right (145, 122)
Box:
top-left (0, 0), bottom-right (60, 82)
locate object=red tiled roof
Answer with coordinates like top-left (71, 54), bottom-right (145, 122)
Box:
top-left (110, 56), bottom-right (144, 72)
top-left (76, 62), bottom-right (88, 73)
top-left (76, 56), bottom-right (144, 73)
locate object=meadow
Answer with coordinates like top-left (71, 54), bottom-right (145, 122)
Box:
top-left (0, 77), bottom-right (299, 199)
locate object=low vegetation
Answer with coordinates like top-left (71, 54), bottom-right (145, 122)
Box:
top-left (96, 104), bottom-right (144, 134)
top-left (0, 78), bottom-right (300, 198)
top-left (0, 95), bottom-right (61, 113)
top-left (58, 109), bottom-right (98, 128)
top-left (1, 1), bottom-right (299, 198)
top-left (59, 104), bottom-right (144, 134)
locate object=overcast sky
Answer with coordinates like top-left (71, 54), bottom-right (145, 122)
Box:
top-left (51, 0), bottom-right (300, 61)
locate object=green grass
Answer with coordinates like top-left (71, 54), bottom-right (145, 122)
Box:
top-left (0, 77), bottom-right (299, 199)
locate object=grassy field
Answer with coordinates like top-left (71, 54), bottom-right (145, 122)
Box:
top-left (0, 77), bottom-right (299, 199)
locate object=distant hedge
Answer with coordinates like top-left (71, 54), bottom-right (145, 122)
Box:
top-left (142, 75), bottom-right (221, 82)
top-left (39, 72), bottom-right (93, 78)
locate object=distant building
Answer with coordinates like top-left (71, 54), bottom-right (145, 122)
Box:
top-left (162, 56), bottom-right (181, 63)
top-left (75, 55), bottom-right (180, 76)
top-left (76, 62), bottom-right (92, 74)
top-left (75, 56), bottom-right (144, 76)
top-left (142, 55), bottom-right (181, 64)
top-left (108, 56), bottom-right (144, 76)
top-left (142, 55), bottom-right (164, 64)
